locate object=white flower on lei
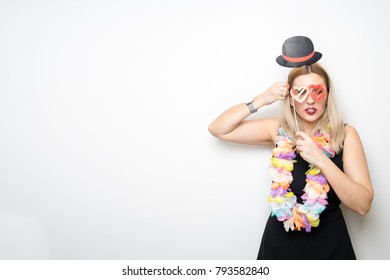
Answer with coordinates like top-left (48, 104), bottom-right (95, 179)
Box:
top-left (268, 167), bottom-right (293, 183)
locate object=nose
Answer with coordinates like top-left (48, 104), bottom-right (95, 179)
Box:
top-left (306, 94), bottom-right (315, 104)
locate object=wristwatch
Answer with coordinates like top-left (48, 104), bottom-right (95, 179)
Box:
top-left (245, 97), bottom-right (257, 113)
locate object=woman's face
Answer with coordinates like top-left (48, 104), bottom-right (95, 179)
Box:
top-left (290, 73), bottom-right (328, 127)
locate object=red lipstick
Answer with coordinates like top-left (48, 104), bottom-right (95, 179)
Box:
top-left (305, 108), bottom-right (317, 115)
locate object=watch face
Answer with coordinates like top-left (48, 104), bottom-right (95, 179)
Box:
top-left (246, 97), bottom-right (254, 104)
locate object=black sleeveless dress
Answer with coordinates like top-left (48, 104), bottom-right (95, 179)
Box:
top-left (257, 150), bottom-right (356, 260)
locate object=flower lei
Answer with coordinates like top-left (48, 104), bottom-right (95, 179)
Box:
top-left (268, 127), bottom-right (335, 232)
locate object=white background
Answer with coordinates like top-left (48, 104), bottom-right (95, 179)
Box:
top-left (0, 0), bottom-right (389, 259)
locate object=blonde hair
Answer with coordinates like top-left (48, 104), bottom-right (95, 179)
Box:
top-left (278, 63), bottom-right (345, 153)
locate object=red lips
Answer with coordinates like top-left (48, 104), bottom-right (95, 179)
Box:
top-left (305, 108), bottom-right (317, 115)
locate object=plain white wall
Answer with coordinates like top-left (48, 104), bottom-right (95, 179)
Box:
top-left (0, 0), bottom-right (389, 259)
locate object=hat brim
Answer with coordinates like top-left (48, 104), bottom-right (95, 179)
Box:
top-left (276, 52), bottom-right (322, 68)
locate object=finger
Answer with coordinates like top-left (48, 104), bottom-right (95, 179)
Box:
top-left (295, 139), bottom-right (303, 146)
top-left (273, 89), bottom-right (285, 100)
top-left (279, 87), bottom-right (290, 97)
top-left (295, 131), bottom-right (309, 140)
top-left (275, 82), bottom-right (289, 96)
top-left (278, 81), bottom-right (289, 88)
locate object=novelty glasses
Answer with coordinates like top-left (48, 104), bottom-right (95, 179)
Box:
top-left (290, 84), bottom-right (327, 103)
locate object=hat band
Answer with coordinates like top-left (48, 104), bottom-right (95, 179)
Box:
top-left (282, 51), bottom-right (315, 63)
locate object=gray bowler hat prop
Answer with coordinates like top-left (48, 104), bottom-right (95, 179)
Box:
top-left (276, 36), bottom-right (322, 68)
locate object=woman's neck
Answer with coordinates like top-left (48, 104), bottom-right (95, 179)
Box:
top-left (300, 123), bottom-right (317, 136)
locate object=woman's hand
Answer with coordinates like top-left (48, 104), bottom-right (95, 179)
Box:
top-left (295, 131), bottom-right (328, 167)
top-left (208, 81), bottom-right (289, 145)
top-left (258, 81), bottom-right (290, 106)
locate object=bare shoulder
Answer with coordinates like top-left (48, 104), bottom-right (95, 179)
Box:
top-left (343, 124), bottom-right (367, 165)
top-left (342, 124), bottom-right (373, 201)
top-left (344, 124), bottom-right (361, 145)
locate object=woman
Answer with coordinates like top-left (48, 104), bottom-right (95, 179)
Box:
top-left (208, 62), bottom-right (373, 259)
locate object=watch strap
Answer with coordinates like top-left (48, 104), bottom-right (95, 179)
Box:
top-left (246, 99), bottom-right (257, 113)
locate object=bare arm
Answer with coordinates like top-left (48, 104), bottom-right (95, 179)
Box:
top-left (296, 126), bottom-right (374, 215)
top-left (208, 82), bottom-right (289, 145)
top-left (325, 125), bottom-right (373, 215)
